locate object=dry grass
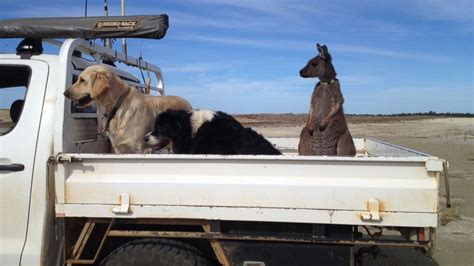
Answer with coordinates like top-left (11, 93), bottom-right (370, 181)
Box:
top-left (0, 109), bottom-right (12, 129)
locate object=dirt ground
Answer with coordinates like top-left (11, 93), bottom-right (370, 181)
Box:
top-left (238, 115), bottom-right (474, 266)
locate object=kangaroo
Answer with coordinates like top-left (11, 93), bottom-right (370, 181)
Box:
top-left (298, 43), bottom-right (356, 156)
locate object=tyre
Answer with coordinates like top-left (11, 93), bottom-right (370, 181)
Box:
top-left (100, 238), bottom-right (214, 266)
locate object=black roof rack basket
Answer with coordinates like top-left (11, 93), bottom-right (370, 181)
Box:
top-left (0, 15), bottom-right (168, 40)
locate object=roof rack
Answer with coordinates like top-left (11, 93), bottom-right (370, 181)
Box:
top-left (0, 15), bottom-right (168, 40)
top-left (0, 15), bottom-right (167, 94)
top-left (51, 38), bottom-right (165, 95)
top-left (0, 16), bottom-right (165, 96)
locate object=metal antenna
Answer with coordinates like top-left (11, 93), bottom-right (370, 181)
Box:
top-left (139, 45), bottom-right (146, 84)
top-left (84, 0), bottom-right (88, 17)
top-left (104, 0), bottom-right (112, 49)
top-left (121, 0), bottom-right (127, 55)
top-left (104, 0), bottom-right (109, 17)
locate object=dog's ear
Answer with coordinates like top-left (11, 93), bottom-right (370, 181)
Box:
top-left (90, 71), bottom-right (110, 99)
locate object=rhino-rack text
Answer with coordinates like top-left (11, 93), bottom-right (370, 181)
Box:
top-left (93, 20), bottom-right (139, 31)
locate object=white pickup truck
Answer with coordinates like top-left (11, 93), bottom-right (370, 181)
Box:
top-left (0, 16), bottom-right (446, 266)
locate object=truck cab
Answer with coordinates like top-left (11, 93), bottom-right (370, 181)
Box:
top-left (0, 16), bottom-right (167, 265)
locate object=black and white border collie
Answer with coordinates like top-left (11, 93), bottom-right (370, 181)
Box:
top-left (144, 109), bottom-right (282, 155)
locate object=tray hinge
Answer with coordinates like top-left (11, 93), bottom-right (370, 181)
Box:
top-left (360, 198), bottom-right (381, 222)
top-left (112, 193), bottom-right (131, 214)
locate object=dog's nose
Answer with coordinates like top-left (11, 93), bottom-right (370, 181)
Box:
top-left (63, 89), bottom-right (71, 98)
top-left (144, 135), bottom-right (149, 142)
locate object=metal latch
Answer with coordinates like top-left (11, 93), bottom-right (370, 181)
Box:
top-left (112, 193), bottom-right (131, 214)
top-left (360, 198), bottom-right (381, 222)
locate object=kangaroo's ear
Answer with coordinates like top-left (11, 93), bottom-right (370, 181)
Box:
top-left (316, 43), bottom-right (322, 52)
top-left (316, 43), bottom-right (326, 59)
top-left (317, 43), bottom-right (330, 60)
top-left (322, 45), bottom-right (329, 56)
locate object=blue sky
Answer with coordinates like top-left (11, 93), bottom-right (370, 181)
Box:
top-left (1, 0), bottom-right (473, 114)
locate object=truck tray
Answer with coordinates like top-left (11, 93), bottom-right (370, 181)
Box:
top-left (53, 138), bottom-right (443, 227)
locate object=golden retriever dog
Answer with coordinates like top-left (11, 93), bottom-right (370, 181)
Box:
top-left (63, 65), bottom-right (192, 153)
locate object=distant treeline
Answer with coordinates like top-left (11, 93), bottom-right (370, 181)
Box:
top-left (347, 111), bottom-right (474, 117)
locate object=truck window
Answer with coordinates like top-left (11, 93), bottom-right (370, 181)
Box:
top-left (0, 65), bottom-right (29, 135)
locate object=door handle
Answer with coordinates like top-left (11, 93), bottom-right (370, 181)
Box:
top-left (0, 163), bottom-right (25, 172)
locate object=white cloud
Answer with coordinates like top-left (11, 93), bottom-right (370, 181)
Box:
top-left (399, 0), bottom-right (473, 23)
top-left (170, 34), bottom-right (311, 50)
top-left (330, 44), bottom-right (452, 63)
top-left (170, 34), bottom-right (451, 62)
top-left (167, 75), bottom-right (311, 113)
top-left (164, 63), bottom-right (221, 73)
top-left (190, 0), bottom-right (307, 18)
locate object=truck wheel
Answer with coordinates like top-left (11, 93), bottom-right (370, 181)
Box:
top-left (100, 238), bottom-right (214, 266)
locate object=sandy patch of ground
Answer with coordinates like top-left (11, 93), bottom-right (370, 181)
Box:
top-left (249, 117), bottom-right (474, 265)
top-left (0, 109), bottom-right (12, 126)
